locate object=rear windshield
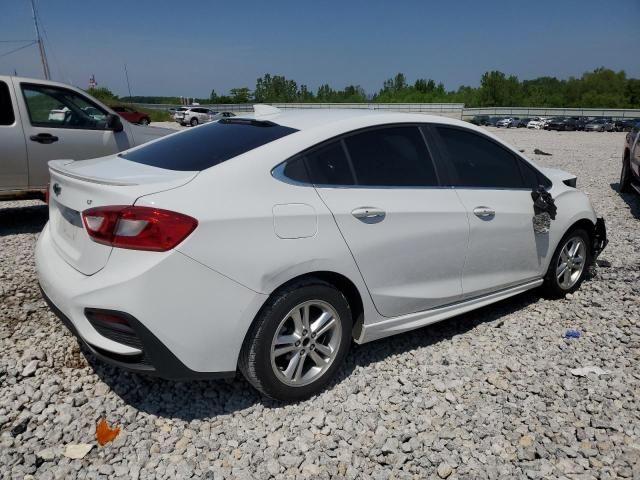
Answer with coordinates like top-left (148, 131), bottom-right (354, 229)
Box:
top-left (120, 119), bottom-right (298, 171)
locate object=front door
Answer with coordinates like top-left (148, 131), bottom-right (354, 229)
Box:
top-left (429, 125), bottom-right (549, 298)
top-left (305, 126), bottom-right (469, 318)
top-left (18, 82), bottom-right (131, 188)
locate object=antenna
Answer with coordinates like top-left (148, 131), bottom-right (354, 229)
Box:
top-left (124, 63), bottom-right (133, 99)
top-left (30, 0), bottom-right (50, 79)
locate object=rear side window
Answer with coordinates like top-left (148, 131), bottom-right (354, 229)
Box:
top-left (304, 141), bottom-right (355, 185)
top-left (435, 126), bottom-right (524, 188)
top-left (344, 126), bottom-right (438, 187)
top-left (120, 119), bottom-right (298, 171)
top-left (0, 81), bottom-right (15, 125)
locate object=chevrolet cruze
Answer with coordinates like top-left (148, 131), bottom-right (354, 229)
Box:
top-left (36, 107), bottom-right (607, 401)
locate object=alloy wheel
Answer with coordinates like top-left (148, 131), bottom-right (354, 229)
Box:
top-left (556, 236), bottom-right (587, 290)
top-left (270, 300), bottom-right (342, 387)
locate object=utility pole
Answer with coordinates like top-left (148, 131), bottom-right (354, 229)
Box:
top-left (30, 0), bottom-right (50, 79)
top-left (124, 63), bottom-right (133, 99)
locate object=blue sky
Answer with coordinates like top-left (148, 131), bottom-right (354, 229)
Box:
top-left (1, 0), bottom-right (639, 97)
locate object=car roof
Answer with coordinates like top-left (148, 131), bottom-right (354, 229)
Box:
top-left (233, 108), bottom-right (471, 133)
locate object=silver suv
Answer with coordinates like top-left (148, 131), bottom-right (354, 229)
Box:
top-left (175, 107), bottom-right (213, 127)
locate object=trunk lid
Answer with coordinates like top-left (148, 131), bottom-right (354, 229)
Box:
top-left (47, 157), bottom-right (197, 275)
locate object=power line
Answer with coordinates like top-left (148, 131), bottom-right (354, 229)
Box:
top-left (0, 39), bottom-right (35, 43)
top-left (0, 41), bottom-right (37, 58)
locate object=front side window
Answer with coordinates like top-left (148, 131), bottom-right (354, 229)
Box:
top-left (344, 126), bottom-right (438, 187)
top-left (0, 81), bottom-right (15, 125)
top-left (21, 84), bottom-right (109, 129)
top-left (121, 119), bottom-right (298, 171)
top-left (435, 126), bottom-right (525, 188)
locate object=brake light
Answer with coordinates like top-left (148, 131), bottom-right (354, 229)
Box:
top-left (82, 206), bottom-right (198, 252)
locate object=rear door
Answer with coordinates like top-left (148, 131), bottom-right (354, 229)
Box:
top-left (17, 82), bottom-right (133, 189)
top-left (427, 125), bottom-right (549, 298)
top-left (305, 125), bottom-right (469, 318)
top-left (0, 78), bottom-right (28, 191)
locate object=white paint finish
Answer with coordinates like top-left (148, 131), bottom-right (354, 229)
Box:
top-left (358, 279), bottom-right (543, 343)
top-left (314, 187), bottom-right (469, 317)
top-left (454, 188), bottom-right (545, 297)
top-left (35, 108), bottom-right (602, 377)
top-left (36, 224), bottom-right (267, 372)
top-left (47, 159), bottom-right (196, 275)
top-left (272, 203), bottom-right (317, 239)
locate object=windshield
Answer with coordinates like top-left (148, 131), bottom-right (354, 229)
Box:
top-left (120, 119), bottom-right (298, 171)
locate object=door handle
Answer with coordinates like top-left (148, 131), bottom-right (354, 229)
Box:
top-left (351, 207), bottom-right (386, 224)
top-left (473, 206), bottom-right (495, 219)
top-left (30, 133), bottom-right (59, 144)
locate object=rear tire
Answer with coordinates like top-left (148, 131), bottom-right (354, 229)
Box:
top-left (190, 117), bottom-right (199, 127)
top-left (543, 228), bottom-right (591, 298)
top-left (619, 154), bottom-right (633, 193)
top-left (239, 279), bottom-right (352, 402)
top-left (139, 117), bottom-right (150, 126)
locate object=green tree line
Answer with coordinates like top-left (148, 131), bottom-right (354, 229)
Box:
top-left (101, 67), bottom-right (640, 108)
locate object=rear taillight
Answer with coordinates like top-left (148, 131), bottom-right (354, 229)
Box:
top-left (82, 206), bottom-right (198, 252)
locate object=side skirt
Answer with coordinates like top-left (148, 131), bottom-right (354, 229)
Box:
top-left (356, 279), bottom-right (543, 343)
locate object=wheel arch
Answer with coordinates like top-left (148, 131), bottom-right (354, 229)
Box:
top-left (246, 270), bottom-right (366, 345)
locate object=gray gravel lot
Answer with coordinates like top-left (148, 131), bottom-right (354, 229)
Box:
top-left (1, 128), bottom-right (639, 479)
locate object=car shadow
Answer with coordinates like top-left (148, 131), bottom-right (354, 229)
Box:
top-left (610, 182), bottom-right (640, 219)
top-left (86, 289), bottom-right (541, 421)
top-left (0, 203), bottom-right (48, 236)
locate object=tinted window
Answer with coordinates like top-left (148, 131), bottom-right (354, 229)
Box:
top-left (121, 119), bottom-right (298, 171)
top-left (21, 84), bottom-right (108, 129)
top-left (281, 157), bottom-right (310, 183)
top-left (304, 141), bottom-right (355, 185)
top-left (344, 126), bottom-right (438, 187)
top-left (435, 127), bottom-right (524, 188)
top-left (0, 81), bottom-right (15, 125)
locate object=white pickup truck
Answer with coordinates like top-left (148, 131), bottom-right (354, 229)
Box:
top-left (0, 76), bottom-right (172, 201)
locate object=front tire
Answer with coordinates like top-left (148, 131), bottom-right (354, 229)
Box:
top-left (190, 117), bottom-right (199, 127)
top-left (139, 117), bottom-right (150, 126)
top-left (543, 229), bottom-right (591, 298)
top-left (239, 280), bottom-right (352, 401)
top-left (619, 154), bottom-right (633, 193)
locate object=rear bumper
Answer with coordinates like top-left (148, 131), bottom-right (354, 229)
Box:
top-left (40, 288), bottom-right (231, 379)
top-left (36, 222), bottom-right (268, 378)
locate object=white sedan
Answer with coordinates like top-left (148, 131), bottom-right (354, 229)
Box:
top-left (36, 107), bottom-right (607, 401)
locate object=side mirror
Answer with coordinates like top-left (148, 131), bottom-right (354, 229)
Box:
top-left (106, 114), bottom-right (124, 133)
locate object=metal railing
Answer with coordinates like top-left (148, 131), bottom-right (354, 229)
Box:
top-left (136, 102), bottom-right (640, 121)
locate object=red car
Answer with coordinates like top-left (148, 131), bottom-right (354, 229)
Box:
top-left (111, 105), bottom-right (151, 125)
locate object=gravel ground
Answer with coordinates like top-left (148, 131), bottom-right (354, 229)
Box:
top-left (1, 128), bottom-right (639, 479)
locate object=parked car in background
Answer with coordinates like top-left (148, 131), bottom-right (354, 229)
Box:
top-left (547, 117), bottom-right (577, 131)
top-left (516, 118), bottom-right (531, 128)
top-left (469, 115), bottom-right (490, 126)
top-left (36, 108), bottom-right (607, 401)
top-left (496, 117), bottom-right (519, 128)
top-left (615, 118), bottom-right (640, 132)
top-left (111, 105), bottom-right (151, 125)
top-left (572, 117), bottom-right (590, 131)
top-left (175, 107), bottom-right (216, 127)
top-left (172, 107), bottom-right (189, 123)
top-left (620, 121), bottom-right (640, 194)
top-left (208, 111), bottom-right (236, 122)
top-left (486, 116), bottom-right (504, 127)
top-left (0, 75), bottom-right (171, 201)
top-left (527, 117), bottom-right (545, 129)
top-left (585, 118), bottom-right (615, 132)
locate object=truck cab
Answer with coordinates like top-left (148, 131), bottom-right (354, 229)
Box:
top-left (0, 76), bottom-right (171, 201)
